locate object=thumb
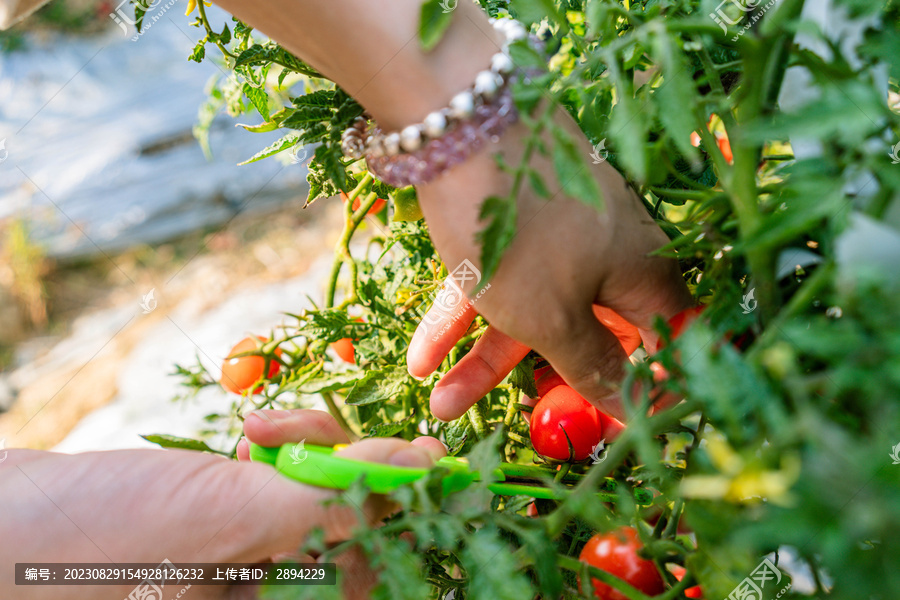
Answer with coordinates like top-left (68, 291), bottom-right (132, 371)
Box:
top-left (537, 307), bottom-right (629, 421)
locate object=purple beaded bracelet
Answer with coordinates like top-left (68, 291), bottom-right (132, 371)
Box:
top-left (365, 86), bottom-right (519, 187)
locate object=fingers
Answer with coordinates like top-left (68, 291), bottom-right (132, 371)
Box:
top-left (429, 325), bottom-right (530, 422)
top-left (407, 277), bottom-right (478, 379)
top-left (219, 436), bottom-right (440, 564)
top-left (410, 436), bottom-right (448, 461)
top-left (243, 409), bottom-right (351, 448)
top-left (538, 307), bottom-right (630, 421)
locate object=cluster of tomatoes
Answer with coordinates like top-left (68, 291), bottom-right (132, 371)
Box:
top-left (527, 306), bottom-right (708, 599)
top-left (219, 305), bottom-right (707, 600)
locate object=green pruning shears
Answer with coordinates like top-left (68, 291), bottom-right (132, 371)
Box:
top-left (250, 442), bottom-right (652, 504)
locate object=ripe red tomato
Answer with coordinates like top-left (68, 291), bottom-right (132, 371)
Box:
top-left (340, 191), bottom-right (387, 215)
top-left (578, 527), bottom-right (665, 600)
top-left (670, 565), bottom-right (703, 598)
top-left (534, 366), bottom-right (566, 398)
top-left (529, 385), bottom-right (603, 461)
top-left (666, 306), bottom-right (706, 342)
top-left (221, 336), bottom-right (282, 394)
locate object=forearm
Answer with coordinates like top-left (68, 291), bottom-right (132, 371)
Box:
top-left (211, 0), bottom-right (500, 131)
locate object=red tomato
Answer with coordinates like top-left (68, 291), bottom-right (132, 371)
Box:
top-left (529, 386), bottom-right (603, 461)
top-left (578, 527), bottom-right (665, 600)
top-left (340, 191), bottom-right (387, 216)
top-left (670, 565), bottom-right (703, 598)
top-left (330, 317), bottom-right (364, 364)
top-left (221, 336), bottom-right (282, 394)
top-left (666, 306), bottom-right (706, 343)
top-left (535, 367), bottom-right (566, 398)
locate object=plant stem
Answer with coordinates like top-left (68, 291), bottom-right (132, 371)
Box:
top-left (321, 390), bottom-right (356, 440)
top-left (325, 173), bottom-right (374, 308)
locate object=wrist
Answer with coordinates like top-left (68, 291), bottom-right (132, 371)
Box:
top-left (354, 3), bottom-right (502, 131)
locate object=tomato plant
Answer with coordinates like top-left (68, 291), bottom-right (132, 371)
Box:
top-left (220, 336), bottom-right (282, 394)
top-left (578, 527), bottom-right (665, 600)
top-left (155, 0), bottom-right (900, 598)
top-left (530, 385), bottom-right (604, 461)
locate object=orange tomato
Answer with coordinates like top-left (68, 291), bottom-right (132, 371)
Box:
top-left (221, 336), bottom-right (282, 394)
top-left (330, 317), bottom-right (364, 364)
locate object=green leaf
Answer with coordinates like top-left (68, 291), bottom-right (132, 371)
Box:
top-left (242, 82), bottom-right (270, 121)
top-left (509, 0), bottom-right (564, 27)
top-left (550, 123), bottom-right (604, 210)
top-left (444, 417), bottom-right (474, 454)
top-left (281, 105), bottom-right (333, 129)
top-left (419, 0), bottom-right (455, 52)
top-left (508, 355), bottom-right (539, 398)
top-left (140, 434), bottom-right (216, 453)
top-left (366, 414), bottom-right (416, 438)
top-left (233, 44), bottom-right (269, 68)
top-left (527, 169), bottom-right (551, 198)
top-left (345, 366), bottom-right (411, 406)
top-left (477, 195), bottom-right (518, 284)
top-left (312, 143), bottom-right (351, 192)
top-left (652, 35), bottom-right (699, 165)
top-left (238, 133), bottom-right (300, 165)
top-left (370, 536), bottom-right (430, 600)
top-left (608, 64), bottom-right (648, 183)
top-left (461, 525), bottom-right (534, 600)
top-left (188, 41), bottom-right (206, 63)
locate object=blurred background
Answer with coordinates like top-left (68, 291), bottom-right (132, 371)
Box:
top-left (0, 0), bottom-right (345, 454)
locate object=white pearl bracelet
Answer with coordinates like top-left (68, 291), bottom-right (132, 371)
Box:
top-left (340, 17), bottom-right (531, 161)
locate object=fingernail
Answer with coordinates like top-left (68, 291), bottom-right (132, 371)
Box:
top-left (389, 446), bottom-right (434, 468)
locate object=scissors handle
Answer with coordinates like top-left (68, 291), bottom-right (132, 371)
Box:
top-left (249, 442), bottom-right (477, 495)
top-left (250, 442), bottom-right (651, 503)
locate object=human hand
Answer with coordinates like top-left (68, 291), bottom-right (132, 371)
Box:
top-left (409, 106), bottom-right (692, 423)
top-left (0, 410), bottom-right (443, 600)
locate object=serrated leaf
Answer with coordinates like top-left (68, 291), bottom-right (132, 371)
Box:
top-left (312, 142), bottom-right (350, 192)
top-left (141, 434), bottom-right (215, 453)
top-left (550, 124), bottom-right (604, 209)
top-left (238, 133), bottom-right (300, 165)
top-left (477, 195), bottom-right (517, 284)
top-left (234, 44), bottom-right (269, 67)
top-left (345, 366), bottom-right (410, 406)
top-left (508, 356), bottom-right (539, 398)
top-left (370, 536), bottom-right (430, 600)
top-left (281, 105), bottom-right (333, 129)
top-left (242, 82), bottom-right (270, 121)
top-left (444, 417), bottom-right (474, 454)
top-left (419, 0), bottom-right (455, 52)
top-left (608, 65), bottom-right (649, 183)
top-left (652, 35), bottom-right (700, 165)
top-left (461, 525), bottom-right (534, 600)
